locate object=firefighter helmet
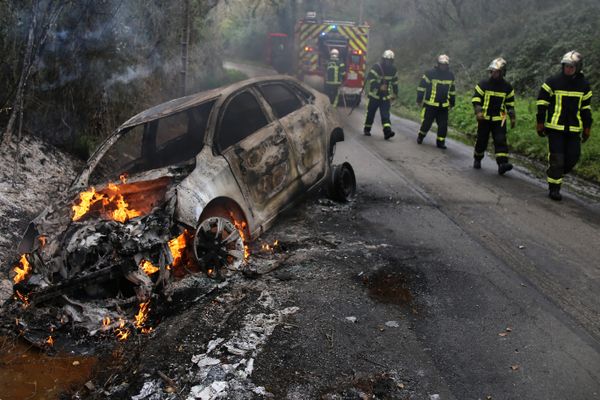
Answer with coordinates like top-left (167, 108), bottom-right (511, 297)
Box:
top-left (330, 48), bottom-right (339, 60)
top-left (437, 54), bottom-right (450, 65)
top-left (487, 57), bottom-right (507, 76)
top-left (382, 50), bottom-right (395, 60)
top-left (561, 50), bottom-right (583, 73)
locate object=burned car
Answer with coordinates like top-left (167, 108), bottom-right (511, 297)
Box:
top-left (12, 76), bottom-right (354, 306)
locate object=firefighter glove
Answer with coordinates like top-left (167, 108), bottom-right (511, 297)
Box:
top-left (536, 122), bottom-right (546, 137)
top-left (582, 127), bottom-right (591, 143)
top-left (476, 112), bottom-right (485, 122)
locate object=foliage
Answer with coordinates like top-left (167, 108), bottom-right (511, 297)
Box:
top-left (0, 0), bottom-right (223, 158)
top-left (393, 85), bottom-right (600, 182)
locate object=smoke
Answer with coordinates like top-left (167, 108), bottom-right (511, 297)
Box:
top-left (105, 65), bottom-right (152, 88)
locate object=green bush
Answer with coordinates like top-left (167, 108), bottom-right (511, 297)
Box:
top-left (393, 83), bottom-right (600, 183)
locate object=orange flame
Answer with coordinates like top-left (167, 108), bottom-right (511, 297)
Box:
top-left (119, 173), bottom-right (128, 184)
top-left (102, 316), bottom-right (111, 327)
top-left (134, 301), bottom-right (150, 328)
top-left (230, 213), bottom-right (250, 260)
top-left (168, 231), bottom-right (188, 268)
top-left (13, 254), bottom-right (31, 284)
top-left (140, 260), bottom-right (159, 276)
top-left (115, 318), bottom-right (130, 341)
top-left (72, 183), bottom-right (141, 223)
top-left (46, 336), bottom-right (54, 346)
top-left (261, 239), bottom-right (280, 253)
top-left (15, 290), bottom-right (29, 307)
top-left (38, 235), bottom-right (47, 248)
top-left (134, 301), bottom-right (152, 335)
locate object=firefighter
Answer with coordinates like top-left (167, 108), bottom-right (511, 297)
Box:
top-left (472, 57), bottom-right (516, 174)
top-left (537, 51), bottom-right (593, 201)
top-left (325, 49), bottom-right (345, 106)
top-left (363, 50), bottom-right (399, 140)
top-left (416, 54), bottom-right (456, 149)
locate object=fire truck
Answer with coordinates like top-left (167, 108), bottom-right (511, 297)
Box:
top-left (295, 12), bottom-right (369, 106)
top-left (264, 32), bottom-right (292, 74)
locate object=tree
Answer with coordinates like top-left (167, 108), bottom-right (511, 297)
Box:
top-left (2, 0), bottom-right (64, 145)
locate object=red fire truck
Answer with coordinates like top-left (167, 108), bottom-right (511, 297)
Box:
top-left (294, 13), bottom-right (369, 106)
top-left (264, 32), bottom-right (292, 74)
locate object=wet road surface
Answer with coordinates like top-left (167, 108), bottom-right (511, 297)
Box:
top-left (313, 102), bottom-right (600, 399)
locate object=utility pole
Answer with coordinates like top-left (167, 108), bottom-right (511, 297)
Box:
top-left (359, 0), bottom-right (364, 24)
top-left (180, 0), bottom-right (190, 97)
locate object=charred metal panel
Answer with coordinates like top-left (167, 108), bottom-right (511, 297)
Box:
top-left (278, 104), bottom-right (326, 187)
top-left (222, 121), bottom-right (300, 221)
top-left (174, 147), bottom-right (253, 232)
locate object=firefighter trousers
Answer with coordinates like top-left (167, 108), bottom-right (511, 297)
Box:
top-left (419, 105), bottom-right (448, 143)
top-left (325, 84), bottom-right (341, 106)
top-left (474, 120), bottom-right (509, 164)
top-left (546, 129), bottom-right (581, 186)
top-left (364, 98), bottom-right (392, 134)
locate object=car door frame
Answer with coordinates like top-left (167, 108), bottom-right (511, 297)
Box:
top-left (256, 81), bottom-right (328, 190)
top-left (213, 86), bottom-right (302, 223)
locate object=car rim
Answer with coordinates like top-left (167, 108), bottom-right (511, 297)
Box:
top-left (193, 216), bottom-right (245, 273)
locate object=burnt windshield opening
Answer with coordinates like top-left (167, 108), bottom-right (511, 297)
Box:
top-left (89, 101), bottom-right (214, 185)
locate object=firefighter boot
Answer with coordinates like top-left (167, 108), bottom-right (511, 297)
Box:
top-left (436, 140), bottom-right (447, 149)
top-left (473, 159), bottom-right (481, 169)
top-left (363, 128), bottom-right (371, 136)
top-left (548, 183), bottom-right (562, 201)
top-left (384, 127), bottom-right (395, 140)
top-left (498, 162), bottom-right (513, 175)
top-left (417, 132), bottom-right (425, 144)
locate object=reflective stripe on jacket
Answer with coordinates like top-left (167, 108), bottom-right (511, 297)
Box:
top-left (472, 78), bottom-right (515, 121)
top-left (326, 60), bottom-right (345, 85)
top-left (536, 72), bottom-right (593, 133)
top-left (417, 67), bottom-right (456, 108)
top-left (367, 63), bottom-right (399, 100)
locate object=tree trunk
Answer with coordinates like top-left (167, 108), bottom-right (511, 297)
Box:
top-left (2, 8), bottom-right (37, 145)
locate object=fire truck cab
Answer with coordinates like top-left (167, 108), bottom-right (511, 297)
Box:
top-left (295, 13), bottom-right (369, 107)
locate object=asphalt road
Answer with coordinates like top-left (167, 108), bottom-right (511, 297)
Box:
top-left (216, 66), bottom-right (600, 399)
top-left (29, 65), bottom-right (598, 400)
top-left (313, 103), bottom-right (600, 399)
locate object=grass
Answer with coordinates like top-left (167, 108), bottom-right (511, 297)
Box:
top-left (392, 81), bottom-right (600, 183)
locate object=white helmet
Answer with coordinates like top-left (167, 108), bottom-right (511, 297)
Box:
top-left (330, 48), bottom-right (339, 60)
top-left (382, 49), bottom-right (395, 60)
top-left (487, 57), bottom-right (507, 76)
top-left (561, 50), bottom-right (583, 73)
top-left (437, 54), bottom-right (450, 65)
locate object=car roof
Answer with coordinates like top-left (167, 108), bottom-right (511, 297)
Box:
top-left (118, 75), bottom-right (304, 130)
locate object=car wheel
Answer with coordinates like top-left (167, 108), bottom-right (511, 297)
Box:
top-left (328, 162), bottom-right (356, 202)
top-left (193, 215), bottom-right (246, 277)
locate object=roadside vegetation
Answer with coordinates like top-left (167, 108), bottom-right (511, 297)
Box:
top-left (393, 83), bottom-right (600, 182)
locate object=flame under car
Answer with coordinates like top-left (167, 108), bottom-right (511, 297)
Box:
top-left (14, 76), bottom-right (351, 303)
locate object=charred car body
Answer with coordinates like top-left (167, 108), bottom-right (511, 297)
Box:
top-left (14, 76), bottom-right (354, 304)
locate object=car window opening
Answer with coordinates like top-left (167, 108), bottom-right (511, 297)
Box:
top-left (217, 91), bottom-right (269, 152)
top-left (259, 83), bottom-right (303, 119)
top-left (89, 101), bottom-right (214, 185)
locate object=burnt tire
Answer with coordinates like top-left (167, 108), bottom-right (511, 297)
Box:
top-left (328, 162), bottom-right (356, 202)
top-left (192, 216), bottom-right (246, 276)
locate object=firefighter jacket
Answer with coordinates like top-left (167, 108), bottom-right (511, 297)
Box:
top-left (417, 67), bottom-right (456, 108)
top-left (326, 60), bottom-right (346, 85)
top-left (472, 78), bottom-right (515, 121)
top-left (536, 72), bottom-right (593, 133)
top-left (367, 62), bottom-right (398, 101)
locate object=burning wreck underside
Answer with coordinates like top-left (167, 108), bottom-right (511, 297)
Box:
top-left (3, 75), bottom-right (356, 357)
top-left (7, 170), bottom-right (255, 346)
